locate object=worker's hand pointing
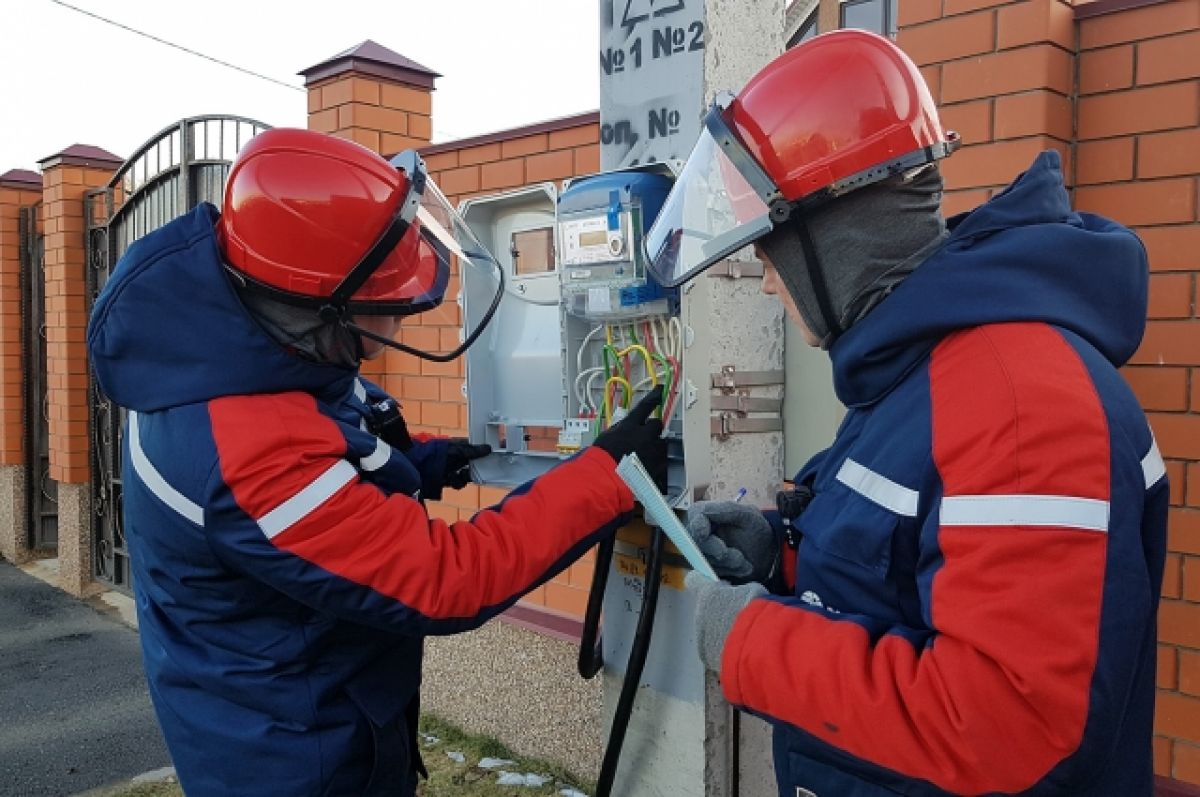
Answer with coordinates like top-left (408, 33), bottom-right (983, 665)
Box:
top-left (593, 391), bottom-right (668, 490)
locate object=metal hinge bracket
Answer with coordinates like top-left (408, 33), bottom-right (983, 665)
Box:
top-left (711, 365), bottom-right (785, 393)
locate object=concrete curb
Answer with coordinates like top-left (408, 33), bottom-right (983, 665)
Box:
top-left (18, 557), bottom-right (138, 629)
top-left (71, 767), bottom-right (178, 797)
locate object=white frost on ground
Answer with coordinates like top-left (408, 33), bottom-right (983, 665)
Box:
top-left (496, 771), bottom-right (550, 787)
top-left (559, 788), bottom-right (588, 797)
top-left (131, 766), bottom-right (177, 784)
top-left (477, 757), bottom-right (516, 769)
top-left (422, 734), bottom-right (440, 745)
top-left (446, 751), bottom-right (466, 763)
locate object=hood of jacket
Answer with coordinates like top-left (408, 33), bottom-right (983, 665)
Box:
top-left (87, 203), bottom-right (356, 412)
top-left (830, 150), bottom-right (1148, 408)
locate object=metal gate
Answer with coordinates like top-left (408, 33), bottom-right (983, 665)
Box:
top-left (85, 115), bottom-right (269, 589)
top-left (18, 202), bottom-right (57, 551)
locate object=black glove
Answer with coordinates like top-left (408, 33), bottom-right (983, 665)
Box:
top-left (444, 439), bottom-right (492, 489)
top-left (593, 390), bottom-right (668, 490)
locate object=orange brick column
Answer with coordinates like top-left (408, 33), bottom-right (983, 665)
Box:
top-left (0, 169), bottom-right (42, 564)
top-left (301, 40), bottom-right (436, 156)
top-left (898, 0), bottom-right (1075, 213)
top-left (1073, 0), bottom-right (1200, 786)
top-left (38, 145), bottom-right (121, 596)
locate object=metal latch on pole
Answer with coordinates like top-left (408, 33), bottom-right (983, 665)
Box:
top-left (710, 366), bottom-right (784, 440)
top-left (710, 414), bottom-right (783, 438)
top-left (710, 395), bottom-right (783, 413)
top-left (711, 366), bottom-right (785, 392)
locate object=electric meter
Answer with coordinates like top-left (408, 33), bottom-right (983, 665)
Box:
top-left (558, 170), bottom-right (674, 321)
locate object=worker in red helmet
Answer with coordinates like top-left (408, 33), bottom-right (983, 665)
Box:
top-left (87, 128), bottom-right (666, 797)
top-left (648, 30), bottom-right (1165, 796)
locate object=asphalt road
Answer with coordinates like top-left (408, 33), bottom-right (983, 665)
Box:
top-left (0, 562), bottom-right (171, 796)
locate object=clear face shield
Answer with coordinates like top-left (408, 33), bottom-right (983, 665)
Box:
top-left (644, 95), bottom-right (785, 288)
top-left (331, 150), bottom-right (506, 363)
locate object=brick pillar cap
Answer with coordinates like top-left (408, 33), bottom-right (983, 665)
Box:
top-left (37, 144), bottom-right (123, 170)
top-left (299, 40), bottom-right (440, 90)
top-left (0, 168), bottom-right (41, 189)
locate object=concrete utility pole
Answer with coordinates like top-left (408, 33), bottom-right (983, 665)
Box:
top-left (598, 1), bottom-right (784, 794)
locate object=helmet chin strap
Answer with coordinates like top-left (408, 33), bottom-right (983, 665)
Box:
top-left (335, 264), bottom-right (507, 363)
top-left (762, 215), bottom-right (843, 347)
top-left (795, 217), bottom-right (843, 341)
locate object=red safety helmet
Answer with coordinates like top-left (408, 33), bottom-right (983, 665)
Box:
top-left (218, 128), bottom-right (504, 361)
top-left (645, 29), bottom-right (959, 287)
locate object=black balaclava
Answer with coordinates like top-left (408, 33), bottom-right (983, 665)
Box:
top-left (759, 165), bottom-right (948, 348)
top-left (234, 282), bottom-right (362, 369)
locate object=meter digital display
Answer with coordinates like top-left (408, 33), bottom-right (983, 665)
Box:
top-left (579, 230), bottom-right (607, 247)
top-left (561, 216), bottom-right (628, 267)
top-left (557, 170), bottom-right (674, 322)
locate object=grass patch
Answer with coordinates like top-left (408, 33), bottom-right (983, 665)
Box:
top-left (417, 714), bottom-right (593, 796)
top-left (101, 715), bottom-right (592, 797)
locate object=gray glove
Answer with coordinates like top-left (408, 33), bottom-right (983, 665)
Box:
top-left (686, 501), bottom-right (777, 584)
top-left (686, 570), bottom-right (767, 672)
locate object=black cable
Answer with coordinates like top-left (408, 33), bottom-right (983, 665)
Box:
top-left (594, 527), bottom-right (666, 797)
top-left (577, 534), bottom-right (615, 679)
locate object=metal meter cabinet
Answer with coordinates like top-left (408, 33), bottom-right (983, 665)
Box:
top-left (460, 164), bottom-right (709, 503)
top-left (460, 164), bottom-right (715, 797)
top-left (460, 182), bottom-right (564, 487)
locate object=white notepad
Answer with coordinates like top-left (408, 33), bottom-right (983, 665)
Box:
top-left (615, 453), bottom-right (719, 581)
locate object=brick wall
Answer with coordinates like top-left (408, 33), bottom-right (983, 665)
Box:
top-left (0, 174), bottom-right (41, 466)
top-left (1071, 0), bottom-right (1200, 784)
top-left (901, 0), bottom-right (1200, 787)
top-left (899, 0), bottom-right (1075, 213)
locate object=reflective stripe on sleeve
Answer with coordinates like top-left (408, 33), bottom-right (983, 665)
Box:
top-left (258, 460), bottom-right (357, 540)
top-left (359, 439), bottom-right (392, 472)
top-left (941, 494), bottom-right (1109, 532)
top-left (1142, 436), bottom-right (1165, 490)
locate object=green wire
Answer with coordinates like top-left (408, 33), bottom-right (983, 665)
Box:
top-left (651, 353), bottom-right (673, 420)
top-left (601, 344), bottom-right (620, 381)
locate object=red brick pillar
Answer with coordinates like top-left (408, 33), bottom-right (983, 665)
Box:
top-left (1073, 0), bottom-right (1200, 785)
top-left (37, 145), bottom-right (121, 595)
top-left (300, 40), bottom-right (439, 389)
top-left (301, 39), bottom-right (437, 156)
top-left (898, 0), bottom-right (1074, 212)
top-left (0, 169), bottom-right (43, 563)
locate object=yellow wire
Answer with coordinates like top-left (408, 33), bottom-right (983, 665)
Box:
top-left (605, 324), bottom-right (614, 346)
top-left (617, 345), bottom-right (658, 387)
top-left (603, 376), bottom-right (634, 425)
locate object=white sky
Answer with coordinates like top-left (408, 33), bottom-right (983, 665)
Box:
top-left (0, 0), bottom-right (600, 171)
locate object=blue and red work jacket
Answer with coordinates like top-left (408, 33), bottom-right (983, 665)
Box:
top-left (727, 152), bottom-right (1167, 796)
top-left (87, 204), bottom-right (633, 796)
